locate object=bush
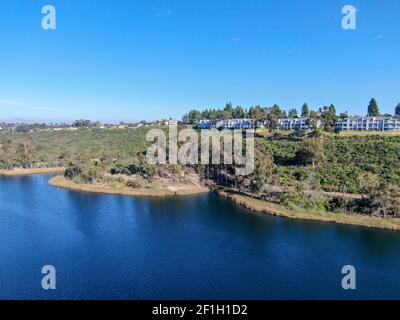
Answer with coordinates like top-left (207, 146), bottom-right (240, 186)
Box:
top-left (64, 165), bottom-right (82, 180)
top-left (126, 180), bottom-right (142, 189)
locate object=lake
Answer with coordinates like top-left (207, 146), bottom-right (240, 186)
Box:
top-left (0, 174), bottom-right (399, 299)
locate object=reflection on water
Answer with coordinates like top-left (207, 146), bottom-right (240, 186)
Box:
top-left (1, 174), bottom-right (400, 299)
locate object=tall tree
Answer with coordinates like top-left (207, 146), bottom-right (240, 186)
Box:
top-left (295, 138), bottom-right (325, 167)
top-left (288, 108), bottom-right (298, 118)
top-left (248, 106), bottom-right (264, 121)
top-left (339, 111), bottom-right (349, 119)
top-left (322, 104), bottom-right (338, 132)
top-left (395, 103), bottom-right (400, 116)
top-left (0, 139), bottom-right (14, 169)
top-left (329, 104), bottom-right (337, 116)
top-left (301, 103), bottom-right (310, 117)
top-left (222, 102), bottom-right (234, 119)
top-left (208, 109), bottom-right (219, 120)
top-left (367, 98), bottom-right (380, 116)
top-left (183, 109), bottom-right (202, 124)
top-left (251, 141), bottom-right (275, 195)
top-left (232, 106), bottom-right (245, 118)
top-left (264, 105), bottom-right (285, 131)
top-left (307, 111), bottom-right (321, 130)
top-left (201, 109), bottom-right (210, 119)
top-left (17, 134), bottom-right (35, 168)
top-left (370, 183), bottom-right (400, 218)
top-left (264, 111), bottom-right (279, 131)
top-left (271, 104), bottom-right (287, 118)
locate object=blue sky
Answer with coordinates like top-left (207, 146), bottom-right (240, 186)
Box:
top-left (0, 0), bottom-right (399, 123)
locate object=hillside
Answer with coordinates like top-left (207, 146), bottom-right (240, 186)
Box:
top-left (270, 134), bottom-right (400, 193)
top-left (0, 126), bottom-right (152, 168)
top-left (2, 127), bottom-right (400, 220)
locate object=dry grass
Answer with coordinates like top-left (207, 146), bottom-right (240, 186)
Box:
top-left (0, 167), bottom-right (65, 176)
top-left (338, 131), bottom-right (400, 137)
top-left (49, 176), bottom-right (210, 197)
top-left (218, 190), bottom-right (400, 231)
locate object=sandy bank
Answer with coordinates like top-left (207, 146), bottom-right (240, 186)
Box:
top-left (47, 175), bottom-right (400, 231)
top-left (49, 176), bottom-right (210, 197)
top-left (217, 190), bottom-right (400, 231)
top-left (0, 167), bottom-right (65, 176)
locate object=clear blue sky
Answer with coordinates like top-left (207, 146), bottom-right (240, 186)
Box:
top-left (0, 0), bottom-right (399, 123)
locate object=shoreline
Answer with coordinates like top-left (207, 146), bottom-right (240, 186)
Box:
top-left (217, 189), bottom-right (400, 231)
top-left (0, 167), bottom-right (65, 176)
top-left (48, 176), bottom-right (210, 197)
top-left (7, 171), bottom-right (399, 231)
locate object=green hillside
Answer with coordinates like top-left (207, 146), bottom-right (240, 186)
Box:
top-left (2, 127), bottom-right (400, 218)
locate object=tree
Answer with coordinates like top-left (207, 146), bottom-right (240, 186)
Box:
top-left (201, 109), bottom-right (210, 119)
top-left (307, 111), bottom-right (321, 130)
top-left (288, 108), bottom-right (298, 118)
top-left (65, 163), bottom-right (83, 180)
top-left (395, 103), bottom-right (400, 116)
top-left (370, 183), bottom-right (400, 218)
top-left (367, 98), bottom-right (380, 117)
top-left (0, 139), bottom-right (14, 169)
top-left (17, 134), bottom-right (35, 167)
top-left (251, 141), bottom-right (275, 196)
top-left (270, 104), bottom-right (287, 118)
top-left (356, 172), bottom-right (380, 197)
top-left (208, 109), bottom-right (219, 120)
top-left (322, 104), bottom-right (338, 132)
top-left (222, 102), bottom-right (234, 119)
top-left (301, 103), bottom-right (310, 117)
top-left (73, 119), bottom-right (93, 127)
top-left (248, 106), bottom-right (264, 121)
top-left (264, 111), bottom-right (279, 131)
top-left (0, 139), bottom-right (13, 154)
top-left (322, 113), bottom-right (336, 132)
top-left (263, 105), bottom-right (285, 131)
top-left (232, 106), bottom-right (245, 118)
top-left (183, 109), bottom-right (202, 124)
top-left (220, 110), bottom-right (231, 120)
top-left (329, 104), bottom-right (337, 115)
top-left (339, 112), bottom-right (349, 119)
top-left (295, 138), bottom-right (325, 167)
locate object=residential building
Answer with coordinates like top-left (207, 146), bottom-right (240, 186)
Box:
top-left (197, 119), bottom-right (217, 129)
top-left (219, 118), bottom-right (255, 130)
top-left (197, 118), bottom-right (255, 130)
top-left (278, 117), bottom-right (318, 131)
top-left (336, 116), bottom-right (400, 131)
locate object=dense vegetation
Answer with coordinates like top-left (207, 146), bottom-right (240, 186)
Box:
top-left (0, 127), bottom-right (151, 169)
top-left (270, 135), bottom-right (400, 192)
top-left (268, 135), bottom-right (400, 217)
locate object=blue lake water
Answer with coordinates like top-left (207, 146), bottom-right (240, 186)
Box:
top-left (0, 174), bottom-right (399, 300)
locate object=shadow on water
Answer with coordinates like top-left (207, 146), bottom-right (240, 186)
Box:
top-left (2, 174), bottom-right (400, 299)
top-left (333, 226), bottom-right (400, 257)
top-left (224, 195), bottom-right (400, 263)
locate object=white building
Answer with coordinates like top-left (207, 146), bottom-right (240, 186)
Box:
top-left (278, 118), bottom-right (318, 131)
top-left (198, 119), bottom-right (217, 129)
top-left (198, 118), bottom-right (255, 130)
top-left (336, 116), bottom-right (400, 131)
top-left (219, 118), bottom-right (255, 130)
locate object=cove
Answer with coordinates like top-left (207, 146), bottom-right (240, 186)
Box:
top-left (1, 174), bottom-right (400, 300)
